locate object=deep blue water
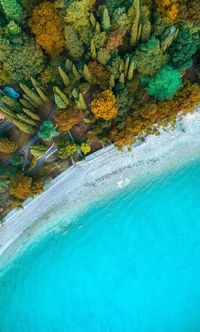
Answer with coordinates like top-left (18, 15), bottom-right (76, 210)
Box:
top-left (1, 159), bottom-right (200, 332)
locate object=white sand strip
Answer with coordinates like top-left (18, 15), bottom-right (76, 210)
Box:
top-left (0, 111), bottom-right (200, 258)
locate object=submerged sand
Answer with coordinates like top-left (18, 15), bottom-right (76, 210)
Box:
top-left (0, 110), bottom-right (200, 260)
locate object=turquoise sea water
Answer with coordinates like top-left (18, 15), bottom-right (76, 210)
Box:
top-left (1, 159), bottom-right (200, 332)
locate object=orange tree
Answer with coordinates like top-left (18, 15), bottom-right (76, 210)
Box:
top-left (91, 90), bottom-right (118, 120)
top-left (53, 109), bottom-right (79, 132)
top-left (29, 1), bottom-right (64, 56)
top-left (10, 174), bottom-right (33, 200)
top-left (174, 82), bottom-right (200, 113)
top-left (155, 0), bottom-right (180, 22)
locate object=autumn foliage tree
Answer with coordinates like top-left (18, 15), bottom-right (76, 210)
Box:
top-left (29, 1), bottom-right (65, 56)
top-left (111, 127), bottom-right (133, 149)
top-left (155, 0), bottom-right (180, 22)
top-left (91, 90), bottom-right (118, 120)
top-left (106, 30), bottom-right (126, 50)
top-left (88, 61), bottom-right (110, 88)
top-left (0, 138), bottom-right (18, 153)
top-left (30, 178), bottom-right (45, 197)
top-left (187, 0), bottom-right (200, 21)
top-left (174, 82), bottom-right (200, 113)
top-left (53, 109), bottom-right (79, 132)
top-left (10, 174), bottom-right (33, 200)
top-left (9, 174), bottom-right (44, 200)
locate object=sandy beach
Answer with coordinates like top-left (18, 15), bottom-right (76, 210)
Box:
top-left (1, 110), bottom-right (200, 261)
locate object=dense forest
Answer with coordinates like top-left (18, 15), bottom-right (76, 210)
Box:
top-left (0, 0), bottom-right (200, 219)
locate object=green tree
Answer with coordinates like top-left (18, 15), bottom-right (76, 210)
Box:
top-left (115, 84), bottom-right (134, 120)
top-left (108, 54), bottom-right (124, 79)
top-left (0, 34), bottom-right (45, 83)
top-left (13, 120), bottom-right (36, 134)
top-left (38, 121), bottom-right (57, 141)
top-left (19, 0), bottom-right (40, 14)
top-left (16, 113), bottom-right (38, 127)
top-left (105, 0), bottom-right (131, 15)
top-left (29, 145), bottom-right (47, 158)
top-left (135, 37), bottom-right (169, 76)
top-left (10, 154), bottom-right (24, 167)
top-left (168, 24), bottom-right (198, 71)
top-left (64, 25), bottom-right (84, 60)
top-left (0, 64), bottom-right (11, 85)
top-left (57, 140), bottom-right (78, 159)
top-left (65, 0), bottom-right (90, 32)
top-left (145, 65), bottom-right (182, 101)
top-left (102, 7), bottom-right (111, 31)
top-left (0, 0), bottom-right (25, 22)
top-left (112, 7), bottom-right (130, 31)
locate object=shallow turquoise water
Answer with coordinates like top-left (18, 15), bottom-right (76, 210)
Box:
top-left (1, 159), bottom-right (200, 332)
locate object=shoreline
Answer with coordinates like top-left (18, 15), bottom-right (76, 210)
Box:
top-left (1, 110), bottom-right (200, 261)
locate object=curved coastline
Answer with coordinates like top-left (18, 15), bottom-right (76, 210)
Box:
top-left (1, 110), bottom-right (200, 263)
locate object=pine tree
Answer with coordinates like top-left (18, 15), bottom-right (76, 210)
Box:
top-left (58, 67), bottom-right (70, 87)
top-left (13, 120), bottom-right (36, 134)
top-left (102, 7), bottom-right (111, 31)
top-left (16, 113), bottom-right (38, 127)
top-left (22, 108), bottom-right (41, 122)
top-left (19, 83), bottom-right (43, 107)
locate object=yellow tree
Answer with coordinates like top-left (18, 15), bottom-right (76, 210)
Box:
top-left (91, 90), bottom-right (118, 120)
top-left (0, 138), bottom-right (18, 153)
top-left (10, 175), bottom-right (32, 200)
top-left (29, 1), bottom-right (64, 56)
top-left (155, 0), bottom-right (180, 22)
